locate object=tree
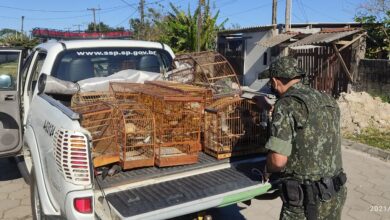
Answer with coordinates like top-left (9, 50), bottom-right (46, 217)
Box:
top-left (86, 22), bottom-right (125, 33)
top-left (0, 28), bottom-right (18, 38)
top-left (157, 1), bottom-right (227, 53)
top-left (0, 32), bottom-right (39, 49)
top-left (129, 6), bottom-right (165, 41)
top-left (355, 0), bottom-right (390, 59)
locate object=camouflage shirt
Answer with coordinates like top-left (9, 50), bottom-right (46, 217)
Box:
top-left (265, 82), bottom-right (343, 181)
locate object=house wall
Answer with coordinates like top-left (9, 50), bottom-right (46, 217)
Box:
top-left (242, 31), bottom-right (272, 86)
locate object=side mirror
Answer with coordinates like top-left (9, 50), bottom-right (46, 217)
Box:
top-left (38, 74), bottom-right (79, 95)
top-left (0, 74), bottom-right (12, 89)
top-left (37, 73), bottom-right (47, 94)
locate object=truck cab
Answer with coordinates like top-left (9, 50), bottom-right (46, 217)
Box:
top-left (0, 40), bottom-right (271, 220)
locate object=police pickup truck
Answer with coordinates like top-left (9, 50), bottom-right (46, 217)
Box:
top-left (0, 40), bottom-right (271, 220)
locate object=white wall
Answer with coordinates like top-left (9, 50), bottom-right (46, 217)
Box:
top-left (243, 30), bottom-right (272, 86)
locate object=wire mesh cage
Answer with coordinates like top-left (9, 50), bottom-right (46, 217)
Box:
top-left (116, 102), bottom-right (155, 170)
top-left (204, 97), bottom-right (268, 159)
top-left (171, 51), bottom-right (241, 98)
top-left (71, 102), bottom-right (119, 167)
top-left (110, 82), bottom-right (203, 167)
top-left (71, 91), bottom-right (116, 107)
top-left (145, 80), bottom-right (213, 105)
top-left (109, 82), bottom-right (141, 103)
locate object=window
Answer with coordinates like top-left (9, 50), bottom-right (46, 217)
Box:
top-left (28, 52), bottom-right (47, 97)
top-left (52, 48), bottom-right (173, 82)
top-left (0, 51), bottom-right (21, 90)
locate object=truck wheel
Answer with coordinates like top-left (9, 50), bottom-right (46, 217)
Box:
top-left (30, 168), bottom-right (47, 220)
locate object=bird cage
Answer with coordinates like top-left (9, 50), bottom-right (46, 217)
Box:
top-left (110, 82), bottom-right (203, 167)
top-left (71, 102), bottom-right (119, 167)
top-left (204, 97), bottom-right (267, 159)
top-left (171, 51), bottom-right (241, 98)
top-left (145, 80), bottom-right (213, 105)
top-left (116, 102), bottom-right (155, 170)
top-left (71, 91), bottom-right (116, 107)
top-left (109, 82), bottom-right (141, 103)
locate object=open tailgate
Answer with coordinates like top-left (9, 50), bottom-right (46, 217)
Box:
top-left (97, 157), bottom-right (271, 220)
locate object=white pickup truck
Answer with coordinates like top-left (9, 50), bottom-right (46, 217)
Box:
top-left (0, 40), bottom-right (271, 220)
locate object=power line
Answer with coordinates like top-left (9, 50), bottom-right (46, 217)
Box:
top-left (23, 14), bottom-right (91, 21)
top-left (292, 12), bottom-right (305, 23)
top-left (119, 0), bottom-right (137, 9)
top-left (301, 2), bottom-right (343, 22)
top-left (0, 4), bottom-right (123, 13)
top-left (0, 15), bottom-right (19, 20)
top-left (115, 9), bottom-right (138, 27)
top-left (297, 0), bottom-right (308, 23)
top-left (219, 1), bottom-right (276, 19)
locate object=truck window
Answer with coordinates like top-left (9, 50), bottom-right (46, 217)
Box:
top-left (0, 51), bottom-right (20, 90)
top-left (51, 48), bottom-right (173, 82)
top-left (28, 52), bottom-right (47, 98)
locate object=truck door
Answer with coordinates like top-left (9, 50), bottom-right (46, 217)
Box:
top-left (0, 48), bottom-right (24, 157)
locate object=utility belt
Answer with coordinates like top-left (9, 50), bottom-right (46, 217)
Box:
top-left (278, 171), bottom-right (347, 220)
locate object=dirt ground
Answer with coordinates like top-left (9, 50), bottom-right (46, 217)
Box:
top-left (337, 91), bottom-right (390, 135)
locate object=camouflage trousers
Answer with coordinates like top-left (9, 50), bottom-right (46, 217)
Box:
top-left (280, 186), bottom-right (347, 220)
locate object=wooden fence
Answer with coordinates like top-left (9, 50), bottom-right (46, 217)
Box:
top-left (290, 46), bottom-right (352, 97)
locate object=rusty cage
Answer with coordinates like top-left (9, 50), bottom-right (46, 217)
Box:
top-left (171, 51), bottom-right (241, 98)
top-left (110, 82), bottom-right (204, 167)
top-left (204, 97), bottom-right (267, 159)
top-left (71, 91), bottom-right (116, 106)
top-left (116, 102), bottom-right (155, 170)
top-left (71, 102), bottom-right (119, 167)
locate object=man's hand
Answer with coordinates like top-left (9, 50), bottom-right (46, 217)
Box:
top-left (266, 151), bottom-right (288, 173)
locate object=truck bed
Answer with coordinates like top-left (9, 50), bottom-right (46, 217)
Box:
top-left (95, 153), bottom-right (271, 220)
top-left (96, 153), bottom-right (232, 189)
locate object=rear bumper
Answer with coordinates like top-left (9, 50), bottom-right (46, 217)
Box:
top-left (65, 190), bottom-right (94, 220)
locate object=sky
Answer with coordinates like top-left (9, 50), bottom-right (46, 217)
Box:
top-left (0, 0), bottom-right (366, 34)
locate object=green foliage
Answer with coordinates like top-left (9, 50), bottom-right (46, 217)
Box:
top-left (0, 28), bottom-right (18, 37)
top-left (86, 22), bottom-right (125, 33)
top-left (355, 0), bottom-right (390, 59)
top-left (0, 31), bottom-right (39, 49)
top-left (345, 127), bottom-right (390, 150)
top-left (367, 91), bottom-right (390, 103)
top-left (130, 6), bottom-right (165, 41)
top-left (157, 0), bottom-right (227, 53)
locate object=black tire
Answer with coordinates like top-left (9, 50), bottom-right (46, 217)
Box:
top-left (15, 156), bottom-right (31, 185)
top-left (30, 168), bottom-right (47, 220)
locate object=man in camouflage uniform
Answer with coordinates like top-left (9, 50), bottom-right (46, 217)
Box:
top-left (262, 57), bottom-right (347, 220)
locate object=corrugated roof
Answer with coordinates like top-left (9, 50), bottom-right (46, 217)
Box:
top-left (256, 33), bottom-right (298, 47)
top-left (288, 29), bottom-right (362, 47)
top-left (218, 25), bottom-right (274, 35)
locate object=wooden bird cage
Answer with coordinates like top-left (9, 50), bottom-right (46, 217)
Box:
top-left (117, 102), bottom-right (155, 170)
top-left (204, 97), bottom-right (267, 159)
top-left (109, 82), bottom-right (141, 103)
top-left (171, 51), bottom-right (241, 98)
top-left (110, 82), bottom-right (203, 167)
top-left (71, 91), bottom-right (116, 107)
top-left (71, 102), bottom-right (119, 167)
top-left (145, 80), bottom-right (213, 105)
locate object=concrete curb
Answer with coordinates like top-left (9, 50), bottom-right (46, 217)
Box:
top-left (342, 138), bottom-right (390, 161)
